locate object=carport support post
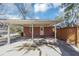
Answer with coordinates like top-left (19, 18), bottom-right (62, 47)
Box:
top-left (7, 24), bottom-right (10, 44)
top-left (54, 25), bottom-right (57, 43)
top-left (32, 24), bottom-right (34, 40)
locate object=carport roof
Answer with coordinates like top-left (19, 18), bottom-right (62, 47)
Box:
top-left (0, 19), bottom-right (64, 26)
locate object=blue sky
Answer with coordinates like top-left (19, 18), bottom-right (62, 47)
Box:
top-left (34, 6), bottom-right (60, 20)
top-left (0, 3), bottom-right (63, 20)
top-left (31, 4), bottom-right (59, 19)
top-left (26, 3), bottom-right (61, 20)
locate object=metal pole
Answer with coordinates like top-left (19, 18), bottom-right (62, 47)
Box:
top-left (54, 25), bottom-right (57, 43)
top-left (7, 24), bottom-right (10, 44)
top-left (32, 24), bottom-right (33, 40)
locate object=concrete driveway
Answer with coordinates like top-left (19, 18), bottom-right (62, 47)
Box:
top-left (0, 38), bottom-right (79, 56)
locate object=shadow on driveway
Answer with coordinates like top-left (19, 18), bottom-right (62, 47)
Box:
top-left (55, 39), bottom-right (79, 56)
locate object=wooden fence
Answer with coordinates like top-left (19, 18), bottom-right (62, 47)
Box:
top-left (57, 27), bottom-right (79, 47)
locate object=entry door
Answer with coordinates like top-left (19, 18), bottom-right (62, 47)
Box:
top-left (40, 26), bottom-right (44, 35)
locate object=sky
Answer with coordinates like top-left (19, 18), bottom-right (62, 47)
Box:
top-left (0, 3), bottom-right (64, 20)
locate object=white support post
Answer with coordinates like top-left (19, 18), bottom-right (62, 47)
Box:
top-left (54, 25), bottom-right (57, 43)
top-left (32, 24), bottom-right (34, 40)
top-left (7, 24), bottom-right (10, 44)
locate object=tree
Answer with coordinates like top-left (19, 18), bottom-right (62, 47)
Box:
top-left (14, 3), bottom-right (27, 20)
top-left (61, 3), bottom-right (79, 27)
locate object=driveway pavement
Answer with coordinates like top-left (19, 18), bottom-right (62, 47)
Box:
top-left (0, 38), bottom-right (79, 56)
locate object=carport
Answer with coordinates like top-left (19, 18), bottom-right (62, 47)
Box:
top-left (0, 19), bottom-right (63, 44)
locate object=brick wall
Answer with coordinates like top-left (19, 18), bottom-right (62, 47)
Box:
top-left (23, 26), bottom-right (54, 38)
top-left (44, 27), bottom-right (54, 37)
top-left (34, 27), bottom-right (40, 37)
top-left (23, 27), bottom-right (32, 37)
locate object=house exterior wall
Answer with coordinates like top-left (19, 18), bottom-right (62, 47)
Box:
top-left (34, 27), bottom-right (40, 37)
top-left (23, 26), bottom-right (54, 38)
top-left (44, 27), bottom-right (54, 37)
top-left (23, 27), bottom-right (32, 37)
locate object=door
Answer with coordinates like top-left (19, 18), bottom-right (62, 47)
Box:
top-left (40, 26), bottom-right (44, 35)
